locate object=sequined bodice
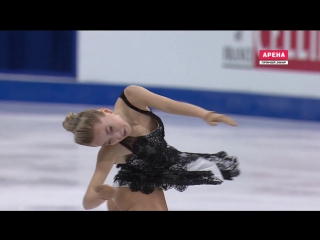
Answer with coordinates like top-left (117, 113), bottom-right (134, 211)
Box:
top-left (114, 92), bottom-right (240, 194)
top-left (119, 92), bottom-right (178, 170)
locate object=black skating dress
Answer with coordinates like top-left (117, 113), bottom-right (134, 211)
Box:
top-left (114, 92), bottom-right (240, 194)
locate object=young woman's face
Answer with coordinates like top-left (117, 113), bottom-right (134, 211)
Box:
top-left (91, 108), bottom-right (131, 147)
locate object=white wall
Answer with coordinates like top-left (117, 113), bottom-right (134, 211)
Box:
top-left (77, 31), bottom-right (320, 99)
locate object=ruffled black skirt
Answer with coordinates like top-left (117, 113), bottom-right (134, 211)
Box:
top-left (113, 151), bottom-right (240, 194)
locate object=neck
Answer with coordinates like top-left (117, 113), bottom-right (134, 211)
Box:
top-left (116, 111), bottom-right (136, 128)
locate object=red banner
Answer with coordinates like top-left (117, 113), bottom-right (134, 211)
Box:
top-left (253, 31), bottom-right (320, 72)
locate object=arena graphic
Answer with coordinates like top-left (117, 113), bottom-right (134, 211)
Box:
top-left (223, 31), bottom-right (320, 73)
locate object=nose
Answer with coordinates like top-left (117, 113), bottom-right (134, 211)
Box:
top-left (116, 131), bottom-right (122, 138)
top-left (111, 131), bottom-right (122, 142)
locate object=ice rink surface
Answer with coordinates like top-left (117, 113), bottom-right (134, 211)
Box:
top-left (1, 101), bottom-right (319, 211)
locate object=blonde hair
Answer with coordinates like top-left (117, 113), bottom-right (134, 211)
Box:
top-left (62, 109), bottom-right (105, 146)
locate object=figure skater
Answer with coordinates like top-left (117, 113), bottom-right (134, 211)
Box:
top-left (63, 85), bottom-right (240, 211)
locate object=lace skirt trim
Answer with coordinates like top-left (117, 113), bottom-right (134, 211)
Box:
top-left (113, 166), bottom-right (223, 194)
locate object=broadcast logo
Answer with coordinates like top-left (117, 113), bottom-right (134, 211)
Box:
top-left (259, 50), bottom-right (288, 65)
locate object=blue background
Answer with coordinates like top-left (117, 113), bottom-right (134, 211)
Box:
top-left (0, 30), bottom-right (319, 122)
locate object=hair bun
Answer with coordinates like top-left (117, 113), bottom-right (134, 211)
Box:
top-left (62, 112), bottom-right (80, 133)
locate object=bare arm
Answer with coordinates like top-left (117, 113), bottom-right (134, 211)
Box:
top-left (82, 146), bottom-right (119, 210)
top-left (124, 85), bottom-right (237, 126)
top-left (124, 85), bottom-right (209, 118)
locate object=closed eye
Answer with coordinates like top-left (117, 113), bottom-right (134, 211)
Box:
top-left (106, 126), bottom-right (113, 135)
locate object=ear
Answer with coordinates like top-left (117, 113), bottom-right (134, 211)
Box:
top-left (100, 108), bottom-right (113, 114)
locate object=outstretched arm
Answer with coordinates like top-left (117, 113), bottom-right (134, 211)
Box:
top-left (123, 85), bottom-right (237, 126)
top-left (82, 146), bottom-right (118, 210)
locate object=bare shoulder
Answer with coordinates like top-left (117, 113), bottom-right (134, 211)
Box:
top-left (123, 85), bottom-right (173, 113)
top-left (123, 85), bottom-right (146, 99)
top-left (123, 84), bottom-right (144, 93)
top-left (123, 85), bottom-right (151, 109)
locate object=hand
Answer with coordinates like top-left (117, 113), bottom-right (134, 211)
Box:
top-left (204, 111), bottom-right (237, 126)
top-left (94, 184), bottom-right (117, 200)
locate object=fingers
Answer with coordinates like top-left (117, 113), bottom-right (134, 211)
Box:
top-left (205, 113), bottom-right (238, 126)
top-left (224, 120), bottom-right (237, 126)
top-left (217, 115), bottom-right (237, 126)
top-left (224, 118), bottom-right (237, 126)
top-left (208, 121), bottom-right (218, 126)
top-left (94, 185), bottom-right (116, 200)
top-left (208, 118), bottom-right (237, 126)
top-left (229, 121), bottom-right (238, 126)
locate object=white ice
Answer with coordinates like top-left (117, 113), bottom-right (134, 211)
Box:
top-left (0, 101), bottom-right (319, 211)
